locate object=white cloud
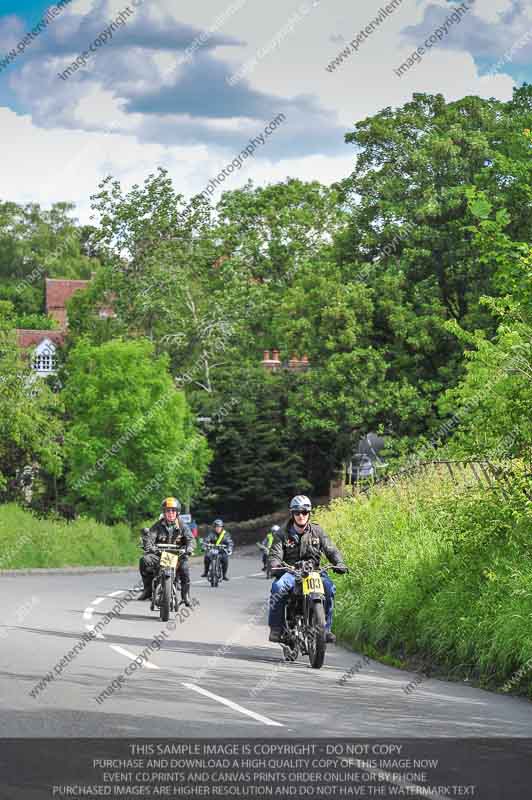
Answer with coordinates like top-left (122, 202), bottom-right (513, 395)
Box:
top-left (472, 0), bottom-right (515, 25)
top-left (0, 0), bottom-right (525, 220)
top-left (0, 106), bottom-right (352, 221)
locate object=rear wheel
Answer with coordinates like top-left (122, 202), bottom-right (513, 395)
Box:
top-left (160, 576), bottom-right (171, 622)
top-left (307, 603), bottom-right (326, 669)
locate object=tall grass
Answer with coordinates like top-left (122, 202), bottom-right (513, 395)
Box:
top-left (0, 503), bottom-right (138, 569)
top-left (316, 463), bottom-right (532, 696)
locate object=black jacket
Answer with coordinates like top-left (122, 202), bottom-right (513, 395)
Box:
top-left (269, 519), bottom-right (344, 573)
top-left (143, 518), bottom-right (194, 556)
top-left (204, 527), bottom-right (233, 554)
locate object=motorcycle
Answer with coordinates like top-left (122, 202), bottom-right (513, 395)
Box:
top-left (150, 543), bottom-right (187, 622)
top-left (257, 543), bottom-right (272, 578)
top-left (278, 560), bottom-right (345, 669)
top-left (204, 542), bottom-right (230, 587)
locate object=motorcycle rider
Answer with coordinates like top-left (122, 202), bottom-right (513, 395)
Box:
top-left (201, 518), bottom-right (233, 580)
top-left (268, 495), bottom-right (348, 644)
top-left (137, 497), bottom-right (195, 606)
top-left (260, 525), bottom-right (279, 570)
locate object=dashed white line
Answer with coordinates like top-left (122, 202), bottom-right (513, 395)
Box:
top-left (108, 590), bottom-right (127, 597)
top-left (110, 644), bottom-right (159, 670)
top-left (85, 624), bottom-right (104, 640)
top-left (92, 597), bottom-right (106, 605)
top-left (182, 682), bottom-right (284, 727)
top-left (83, 608), bottom-right (94, 621)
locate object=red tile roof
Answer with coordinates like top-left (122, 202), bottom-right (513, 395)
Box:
top-left (16, 329), bottom-right (65, 349)
top-left (45, 279), bottom-right (89, 311)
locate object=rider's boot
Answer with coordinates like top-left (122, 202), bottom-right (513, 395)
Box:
top-left (181, 587), bottom-right (192, 607)
top-left (200, 557), bottom-right (209, 578)
top-left (269, 627), bottom-right (282, 642)
top-left (137, 576), bottom-right (152, 601)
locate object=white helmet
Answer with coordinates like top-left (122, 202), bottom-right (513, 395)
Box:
top-left (289, 495), bottom-right (312, 513)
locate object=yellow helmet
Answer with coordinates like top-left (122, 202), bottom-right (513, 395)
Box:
top-left (161, 496), bottom-right (181, 512)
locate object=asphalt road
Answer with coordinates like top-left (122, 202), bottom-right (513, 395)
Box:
top-left (1, 548), bottom-right (531, 738)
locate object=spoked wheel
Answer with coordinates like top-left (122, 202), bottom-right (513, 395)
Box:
top-left (307, 603), bottom-right (327, 669)
top-left (150, 578), bottom-right (158, 611)
top-left (160, 576), bottom-right (171, 622)
top-left (209, 558), bottom-right (218, 587)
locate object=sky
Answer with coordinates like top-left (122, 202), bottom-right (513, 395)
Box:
top-left (0, 0), bottom-right (530, 222)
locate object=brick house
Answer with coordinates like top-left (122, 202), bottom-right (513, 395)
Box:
top-left (16, 278), bottom-right (89, 375)
top-left (45, 278), bottom-right (90, 327)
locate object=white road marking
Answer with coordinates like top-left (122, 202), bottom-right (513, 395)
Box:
top-left (110, 644), bottom-right (159, 670)
top-left (85, 624), bottom-right (104, 640)
top-left (83, 608), bottom-right (94, 621)
top-left (108, 590), bottom-right (127, 597)
top-left (182, 682), bottom-right (284, 727)
top-left (92, 597), bottom-right (105, 605)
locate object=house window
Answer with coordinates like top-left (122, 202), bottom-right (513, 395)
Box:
top-left (33, 345), bottom-right (56, 374)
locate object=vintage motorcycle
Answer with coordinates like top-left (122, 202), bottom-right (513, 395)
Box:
top-left (204, 542), bottom-right (230, 587)
top-left (278, 560), bottom-right (346, 669)
top-left (150, 543), bottom-right (187, 622)
top-left (257, 542), bottom-right (272, 578)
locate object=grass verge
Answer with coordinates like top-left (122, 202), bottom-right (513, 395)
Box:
top-left (0, 503), bottom-right (138, 569)
top-left (316, 462), bottom-right (532, 698)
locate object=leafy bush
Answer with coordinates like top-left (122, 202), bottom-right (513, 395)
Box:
top-left (317, 463), bottom-right (532, 696)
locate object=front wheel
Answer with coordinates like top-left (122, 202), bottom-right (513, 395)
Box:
top-left (160, 575), bottom-right (172, 622)
top-left (209, 558), bottom-right (218, 587)
top-left (307, 602), bottom-right (326, 669)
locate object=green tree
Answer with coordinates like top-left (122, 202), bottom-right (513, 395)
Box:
top-left (63, 338), bottom-right (211, 523)
top-left (437, 192), bottom-right (532, 461)
top-left (0, 301), bottom-right (63, 499)
top-left (332, 88), bottom-right (532, 461)
top-left (193, 366), bottom-right (309, 519)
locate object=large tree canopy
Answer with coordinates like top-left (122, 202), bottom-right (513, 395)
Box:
top-left (62, 338), bottom-right (211, 523)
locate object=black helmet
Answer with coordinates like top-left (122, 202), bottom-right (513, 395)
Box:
top-left (213, 518), bottom-right (223, 527)
top-left (289, 495), bottom-right (312, 513)
top-left (162, 496), bottom-right (181, 512)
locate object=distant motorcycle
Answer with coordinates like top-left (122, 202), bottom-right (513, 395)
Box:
top-left (257, 543), bottom-right (272, 578)
top-left (150, 543), bottom-right (187, 622)
top-left (278, 561), bottom-right (346, 669)
top-left (205, 542), bottom-right (229, 587)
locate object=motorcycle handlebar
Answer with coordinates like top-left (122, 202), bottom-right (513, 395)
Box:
top-left (278, 561), bottom-right (349, 575)
top-left (154, 544), bottom-right (187, 552)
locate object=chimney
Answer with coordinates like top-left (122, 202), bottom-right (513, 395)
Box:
top-left (288, 354), bottom-right (299, 370)
top-left (262, 349), bottom-right (282, 371)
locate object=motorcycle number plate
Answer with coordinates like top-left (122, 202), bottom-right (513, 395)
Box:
top-left (160, 552), bottom-right (178, 569)
top-left (302, 573), bottom-right (324, 595)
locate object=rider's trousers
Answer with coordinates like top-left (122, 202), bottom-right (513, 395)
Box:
top-left (268, 570), bottom-right (336, 631)
top-left (140, 553), bottom-right (191, 592)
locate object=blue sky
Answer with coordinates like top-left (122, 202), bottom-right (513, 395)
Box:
top-left (0, 0), bottom-right (530, 220)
